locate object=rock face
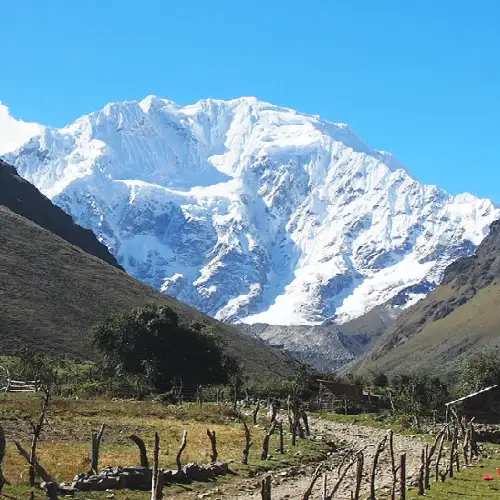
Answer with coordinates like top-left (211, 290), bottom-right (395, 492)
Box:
top-left (5, 96), bottom-right (499, 327)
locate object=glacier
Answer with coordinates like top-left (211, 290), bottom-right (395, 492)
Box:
top-left (4, 95), bottom-right (499, 326)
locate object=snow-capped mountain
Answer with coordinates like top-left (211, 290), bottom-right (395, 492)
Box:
top-left (5, 96), bottom-right (499, 326)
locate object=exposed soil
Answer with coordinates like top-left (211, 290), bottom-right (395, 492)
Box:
top-left (186, 417), bottom-right (425, 500)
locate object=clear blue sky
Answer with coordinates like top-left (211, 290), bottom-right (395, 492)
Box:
top-left (1, 0), bottom-right (499, 201)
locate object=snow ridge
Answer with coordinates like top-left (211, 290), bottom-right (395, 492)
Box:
top-left (5, 96), bottom-right (499, 326)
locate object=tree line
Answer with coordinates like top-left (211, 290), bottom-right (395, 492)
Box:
top-left (4, 303), bottom-right (500, 414)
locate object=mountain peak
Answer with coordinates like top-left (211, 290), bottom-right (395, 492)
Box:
top-left (5, 96), bottom-right (499, 329)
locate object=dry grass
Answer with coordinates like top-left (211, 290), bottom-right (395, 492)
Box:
top-left (0, 394), bottom-right (266, 483)
top-left (0, 394), bottom-right (327, 499)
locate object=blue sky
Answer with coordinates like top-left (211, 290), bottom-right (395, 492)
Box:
top-left (1, 0), bottom-right (499, 201)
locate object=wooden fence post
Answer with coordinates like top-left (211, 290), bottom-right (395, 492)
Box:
top-left (268, 402), bottom-right (277, 424)
top-left (278, 422), bottom-right (284, 454)
top-left (176, 430), bottom-right (188, 472)
top-left (29, 389), bottom-right (51, 487)
top-left (388, 430), bottom-right (397, 500)
top-left (369, 436), bottom-right (387, 499)
top-left (261, 475), bottom-right (271, 500)
top-left (326, 452), bottom-right (359, 499)
top-left (417, 448), bottom-right (425, 495)
top-left (91, 423), bottom-right (105, 474)
top-left (0, 425), bottom-right (5, 494)
top-left (399, 453), bottom-right (406, 500)
top-left (252, 401), bottom-right (261, 425)
top-left (151, 432), bottom-right (163, 500)
top-left (301, 464), bottom-right (323, 500)
top-left (353, 451), bottom-right (364, 500)
top-left (15, 441), bottom-right (59, 500)
top-left (261, 422), bottom-right (276, 460)
top-left (206, 429), bottom-right (218, 463)
top-left (448, 427), bottom-right (457, 478)
top-left (435, 432), bottom-right (446, 482)
top-left (242, 417), bottom-right (253, 465)
top-left (302, 409), bottom-right (310, 436)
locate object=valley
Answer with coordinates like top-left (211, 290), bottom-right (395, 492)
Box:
top-left (2, 3), bottom-right (500, 499)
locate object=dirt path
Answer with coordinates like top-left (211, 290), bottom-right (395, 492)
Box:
top-left (187, 418), bottom-right (425, 499)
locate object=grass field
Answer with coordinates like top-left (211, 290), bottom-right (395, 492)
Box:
top-left (0, 393), bottom-right (328, 499)
top-left (405, 451), bottom-right (500, 499)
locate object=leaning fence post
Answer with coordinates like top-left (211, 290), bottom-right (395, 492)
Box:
top-left (353, 451), bottom-right (364, 500)
top-left (241, 416), bottom-right (253, 465)
top-left (369, 436), bottom-right (387, 499)
top-left (128, 434), bottom-right (149, 467)
top-left (301, 463), bottom-right (323, 500)
top-left (261, 422), bottom-right (276, 460)
top-left (176, 430), bottom-right (188, 471)
top-left (207, 429), bottom-right (218, 463)
top-left (15, 441), bottom-right (59, 500)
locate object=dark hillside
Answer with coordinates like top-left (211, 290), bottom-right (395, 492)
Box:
top-left (0, 159), bottom-right (121, 269)
top-left (0, 207), bottom-right (299, 382)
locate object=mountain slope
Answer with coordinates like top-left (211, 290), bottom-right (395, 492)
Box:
top-left (0, 160), bottom-right (121, 269)
top-left (355, 219), bottom-right (500, 377)
top-left (5, 96), bottom-right (499, 332)
top-left (0, 170), bottom-right (300, 382)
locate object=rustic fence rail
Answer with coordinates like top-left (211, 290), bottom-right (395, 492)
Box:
top-left (0, 366), bottom-right (39, 393)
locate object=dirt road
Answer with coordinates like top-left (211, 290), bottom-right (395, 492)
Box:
top-left (189, 417), bottom-right (425, 499)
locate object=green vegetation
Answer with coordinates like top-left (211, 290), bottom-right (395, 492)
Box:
top-left (404, 446), bottom-right (500, 500)
top-left (459, 347), bottom-right (500, 394)
top-left (92, 304), bottom-right (238, 393)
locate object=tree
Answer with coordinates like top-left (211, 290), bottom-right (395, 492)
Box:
top-left (390, 374), bottom-right (448, 419)
top-left (91, 304), bottom-right (238, 393)
top-left (459, 348), bottom-right (500, 395)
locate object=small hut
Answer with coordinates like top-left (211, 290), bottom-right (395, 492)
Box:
top-left (445, 385), bottom-right (500, 423)
top-left (316, 379), bottom-right (384, 413)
